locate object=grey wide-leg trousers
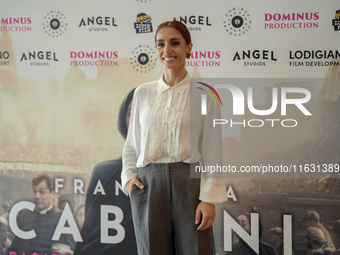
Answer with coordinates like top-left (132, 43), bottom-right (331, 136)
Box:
top-left (130, 162), bottom-right (213, 255)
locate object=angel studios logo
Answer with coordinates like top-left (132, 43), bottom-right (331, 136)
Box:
top-left (130, 44), bottom-right (157, 73)
top-left (174, 15), bottom-right (212, 32)
top-left (223, 7), bottom-right (252, 36)
top-left (332, 9), bottom-right (340, 31)
top-left (42, 10), bottom-right (67, 38)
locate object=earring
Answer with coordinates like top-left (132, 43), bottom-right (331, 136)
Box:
top-left (186, 53), bottom-right (191, 59)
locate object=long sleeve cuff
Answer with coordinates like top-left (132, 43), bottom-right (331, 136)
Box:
top-left (121, 171), bottom-right (138, 195)
top-left (199, 178), bottom-right (228, 204)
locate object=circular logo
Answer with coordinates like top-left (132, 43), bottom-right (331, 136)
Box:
top-left (50, 18), bottom-right (60, 30)
top-left (223, 7), bottom-right (252, 36)
top-left (232, 16), bottom-right (243, 28)
top-left (130, 45), bottom-right (157, 73)
top-left (43, 11), bottom-right (67, 38)
top-left (138, 53), bottom-right (149, 65)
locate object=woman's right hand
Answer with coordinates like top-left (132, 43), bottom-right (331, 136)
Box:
top-left (127, 177), bottom-right (144, 196)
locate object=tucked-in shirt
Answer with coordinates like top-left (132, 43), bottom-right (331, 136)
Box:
top-left (122, 73), bottom-right (227, 203)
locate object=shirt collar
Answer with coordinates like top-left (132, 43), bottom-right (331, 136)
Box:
top-left (38, 204), bottom-right (53, 215)
top-left (158, 72), bottom-right (190, 95)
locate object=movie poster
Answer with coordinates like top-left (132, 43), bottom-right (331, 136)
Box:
top-left (0, 0), bottom-right (339, 254)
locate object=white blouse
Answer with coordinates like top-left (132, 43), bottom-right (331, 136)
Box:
top-left (122, 73), bottom-right (227, 203)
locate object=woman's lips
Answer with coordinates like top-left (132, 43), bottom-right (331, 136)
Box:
top-left (163, 57), bottom-right (176, 61)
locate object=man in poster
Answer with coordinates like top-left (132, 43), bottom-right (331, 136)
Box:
top-left (6, 173), bottom-right (74, 255)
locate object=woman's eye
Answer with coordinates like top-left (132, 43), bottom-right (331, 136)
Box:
top-left (172, 42), bottom-right (179, 46)
top-left (157, 43), bottom-right (164, 47)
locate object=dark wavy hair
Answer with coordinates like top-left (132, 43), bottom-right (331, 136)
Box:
top-left (238, 212), bottom-right (263, 238)
top-left (117, 88), bottom-right (136, 139)
top-left (32, 173), bottom-right (55, 193)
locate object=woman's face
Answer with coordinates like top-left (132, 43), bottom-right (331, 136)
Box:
top-left (155, 27), bottom-right (192, 71)
top-left (0, 225), bottom-right (7, 240)
top-left (237, 215), bottom-right (251, 234)
top-left (76, 207), bottom-right (85, 229)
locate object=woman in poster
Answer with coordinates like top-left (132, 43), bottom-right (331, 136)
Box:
top-left (122, 20), bottom-right (226, 255)
top-left (228, 213), bottom-right (278, 255)
top-left (0, 217), bottom-right (11, 255)
top-left (74, 89), bottom-right (137, 255)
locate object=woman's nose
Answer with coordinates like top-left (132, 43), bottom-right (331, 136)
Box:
top-left (164, 43), bottom-right (172, 53)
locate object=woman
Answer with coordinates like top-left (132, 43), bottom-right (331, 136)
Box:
top-left (74, 88), bottom-right (137, 255)
top-left (74, 204), bottom-right (85, 230)
top-left (227, 213), bottom-right (278, 255)
top-left (122, 20), bottom-right (226, 255)
top-left (58, 194), bottom-right (75, 213)
top-left (0, 217), bottom-right (11, 255)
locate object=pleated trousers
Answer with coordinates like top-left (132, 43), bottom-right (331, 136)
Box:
top-left (130, 162), bottom-right (214, 255)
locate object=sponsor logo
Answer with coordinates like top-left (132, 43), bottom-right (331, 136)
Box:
top-left (20, 51), bottom-right (59, 66)
top-left (42, 11), bottom-right (67, 38)
top-left (0, 51), bottom-right (10, 66)
top-left (79, 17), bottom-right (117, 32)
top-left (332, 9), bottom-right (340, 31)
top-left (130, 44), bottom-right (157, 73)
top-left (186, 51), bottom-right (220, 67)
top-left (288, 50), bottom-right (340, 67)
top-left (264, 12), bottom-right (319, 29)
top-left (223, 7), bottom-right (252, 36)
top-left (134, 13), bottom-right (153, 34)
top-left (0, 17), bottom-right (32, 32)
top-left (174, 16), bottom-right (211, 32)
top-left (69, 51), bottom-right (118, 66)
top-left (232, 50), bottom-right (277, 67)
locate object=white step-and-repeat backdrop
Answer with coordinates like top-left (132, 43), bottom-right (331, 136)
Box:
top-left (1, 1), bottom-right (340, 254)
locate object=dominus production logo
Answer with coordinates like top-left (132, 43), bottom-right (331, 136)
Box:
top-left (134, 13), bottom-right (153, 34)
top-left (186, 51), bottom-right (221, 67)
top-left (42, 11), bottom-right (67, 38)
top-left (223, 7), bottom-right (252, 36)
top-left (130, 45), bottom-right (157, 73)
top-left (0, 17), bottom-right (32, 32)
top-left (264, 12), bottom-right (319, 30)
top-left (333, 9), bottom-right (340, 31)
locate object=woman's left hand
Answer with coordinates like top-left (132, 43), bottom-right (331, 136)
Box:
top-left (195, 202), bottom-right (215, 231)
